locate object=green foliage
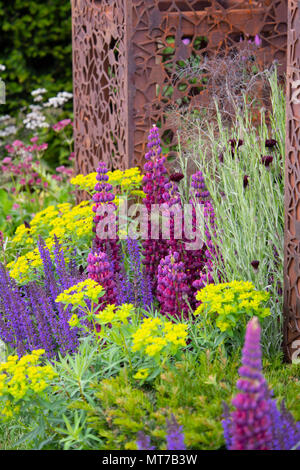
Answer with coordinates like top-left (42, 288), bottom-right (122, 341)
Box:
top-left (88, 353), bottom-right (236, 450)
top-left (1, 329), bottom-right (299, 451)
top-left (0, 189), bottom-right (13, 232)
top-left (61, 352), bottom-right (300, 450)
top-left (0, 419), bottom-right (30, 450)
top-left (0, 1), bottom-right (72, 114)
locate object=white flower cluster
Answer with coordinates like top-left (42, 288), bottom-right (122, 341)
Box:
top-left (31, 88), bottom-right (47, 103)
top-left (0, 65), bottom-right (6, 72)
top-left (0, 115), bottom-right (11, 123)
top-left (0, 125), bottom-right (17, 137)
top-left (23, 104), bottom-right (49, 130)
top-left (21, 88), bottom-right (73, 129)
top-left (31, 88), bottom-right (47, 96)
top-left (43, 91), bottom-right (73, 108)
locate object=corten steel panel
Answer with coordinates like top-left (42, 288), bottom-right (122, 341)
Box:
top-left (284, 0), bottom-right (300, 362)
top-left (72, 1), bottom-right (287, 173)
top-left (71, 0), bottom-right (130, 175)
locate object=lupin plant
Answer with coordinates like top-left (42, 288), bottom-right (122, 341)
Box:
top-left (180, 170), bottom-right (217, 302)
top-left (142, 125), bottom-right (168, 209)
top-left (92, 162), bottom-right (120, 271)
top-left (142, 126), bottom-right (169, 287)
top-left (192, 198), bottom-right (217, 295)
top-left (190, 170), bottom-right (210, 202)
top-left (222, 317), bottom-right (300, 450)
top-left (162, 178), bottom-right (182, 255)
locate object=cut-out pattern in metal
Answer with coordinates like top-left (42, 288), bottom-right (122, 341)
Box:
top-left (72, 0), bottom-right (287, 173)
top-left (71, 0), bottom-right (128, 175)
top-left (284, 0), bottom-right (300, 362)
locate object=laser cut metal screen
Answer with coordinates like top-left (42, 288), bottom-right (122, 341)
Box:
top-left (71, 0), bottom-right (128, 175)
top-left (72, 0), bottom-right (287, 173)
top-left (284, 0), bottom-right (300, 362)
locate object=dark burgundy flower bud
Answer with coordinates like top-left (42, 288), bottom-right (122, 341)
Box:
top-left (229, 139), bottom-right (244, 148)
top-left (78, 265), bottom-right (84, 275)
top-left (265, 139), bottom-right (278, 148)
top-left (261, 155), bottom-right (273, 168)
top-left (243, 175), bottom-right (249, 188)
top-left (251, 260), bottom-right (260, 271)
top-left (169, 172), bottom-right (184, 183)
top-left (276, 281), bottom-right (283, 297)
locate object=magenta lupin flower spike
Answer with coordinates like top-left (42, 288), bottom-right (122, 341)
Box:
top-left (142, 126), bottom-right (169, 289)
top-left (92, 162), bottom-right (120, 272)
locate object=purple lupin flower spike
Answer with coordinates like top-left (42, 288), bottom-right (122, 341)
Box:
top-left (191, 199), bottom-right (217, 303)
top-left (92, 161), bottom-right (120, 273)
top-left (143, 125), bottom-right (168, 208)
top-left (185, 171), bottom-right (215, 305)
top-left (230, 317), bottom-right (273, 450)
top-left (191, 171), bottom-right (210, 201)
top-left (223, 317), bottom-right (300, 450)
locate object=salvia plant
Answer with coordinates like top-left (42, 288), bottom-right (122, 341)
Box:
top-left (137, 415), bottom-right (186, 451)
top-left (0, 236), bottom-right (85, 357)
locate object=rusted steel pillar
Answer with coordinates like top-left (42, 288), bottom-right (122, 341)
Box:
top-left (71, 0), bottom-right (130, 174)
top-left (284, 0), bottom-right (300, 362)
top-left (71, 1), bottom-right (287, 174)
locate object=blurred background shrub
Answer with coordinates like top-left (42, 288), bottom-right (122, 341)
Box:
top-left (0, 0), bottom-right (72, 114)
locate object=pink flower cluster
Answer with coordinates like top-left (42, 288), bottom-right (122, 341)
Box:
top-left (52, 119), bottom-right (73, 132)
top-left (1, 153), bottom-right (47, 190)
top-left (5, 138), bottom-right (48, 154)
top-left (52, 165), bottom-right (74, 183)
